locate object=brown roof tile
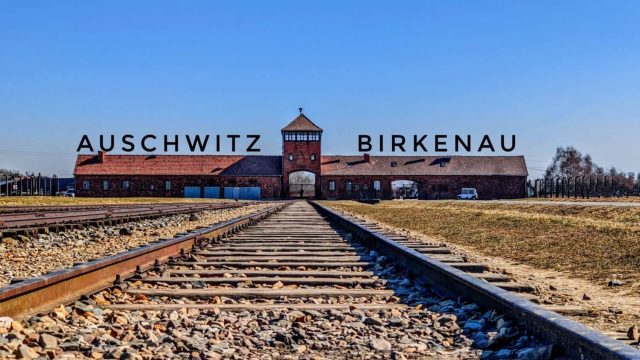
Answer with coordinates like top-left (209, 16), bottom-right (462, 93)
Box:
top-left (74, 154), bottom-right (282, 176)
top-left (281, 114), bottom-right (323, 132)
top-left (320, 155), bottom-right (528, 177)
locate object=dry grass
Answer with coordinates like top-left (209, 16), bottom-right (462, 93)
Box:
top-left (0, 196), bottom-right (227, 207)
top-left (322, 200), bottom-right (640, 290)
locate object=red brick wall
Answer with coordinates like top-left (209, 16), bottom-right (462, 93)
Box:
top-left (77, 174), bottom-right (524, 200)
top-left (75, 175), bottom-right (282, 198)
top-left (320, 175), bottom-right (526, 200)
top-left (282, 137), bottom-right (322, 198)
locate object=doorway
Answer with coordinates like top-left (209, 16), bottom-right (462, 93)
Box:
top-left (288, 171), bottom-right (316, 198)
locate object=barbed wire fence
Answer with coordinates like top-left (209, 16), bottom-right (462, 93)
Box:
top-left (0, 174), bottom-right (65, 196)
top-left (531, 175), bottom-right (640, 199)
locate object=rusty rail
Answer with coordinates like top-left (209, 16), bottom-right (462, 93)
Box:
top-left (0, 202), bottom-right (288, 318)
top-left (0, 202), bottom-right (252, 230)
top-left (0, 202), bottom-right (226, 214)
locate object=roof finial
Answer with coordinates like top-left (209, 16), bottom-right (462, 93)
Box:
top-left (298, 107), bottom-right (303, 115)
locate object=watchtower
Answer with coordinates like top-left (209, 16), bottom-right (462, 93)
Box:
top-left (282, 109), bottom-right (322, 198)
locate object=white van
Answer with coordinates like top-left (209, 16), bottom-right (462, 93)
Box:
top-left (457, 188), bottom-right (478, 200)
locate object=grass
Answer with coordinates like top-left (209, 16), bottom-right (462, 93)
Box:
top-left (0, 196), bottom-right (227, 206)
top-left (322, 200), bottom-right (640, 290)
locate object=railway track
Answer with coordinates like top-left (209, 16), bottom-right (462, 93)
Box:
top-left (0, 202), bottom-right (250, 236)
top-left (0, 201), bottom-right (639, 359)
top-left (327, 210), bottom-right (558, 305)
top-left (0, 203), bottom-right (201, 215)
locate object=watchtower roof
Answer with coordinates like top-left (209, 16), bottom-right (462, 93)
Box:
top-left (281, 114), bottom-right (323, 132)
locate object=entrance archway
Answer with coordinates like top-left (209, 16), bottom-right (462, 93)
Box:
top-left (289, 171), bottom-right (316, 198)
top-left (391, 180), bottom-right (419, 199)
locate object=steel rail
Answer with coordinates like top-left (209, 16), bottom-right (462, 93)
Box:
top-left (0, 202), bottom-right (254, 215)
top-left (311, 201), bottom-right (640, 360)
top-left (0, 202), bottom-right (288, 319)
top-left (0, 202), bottom-right (251, 229)
top-left (0, 203), bottom-right (195, 214)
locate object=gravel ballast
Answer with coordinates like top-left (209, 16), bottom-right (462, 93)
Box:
top-left (0, 243), bottom-right (555, 359)
top-left (0, 204), bottom-right (269, 286)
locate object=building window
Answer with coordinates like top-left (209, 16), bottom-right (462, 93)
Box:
top-left (363, 184), bottom-right (368, 191)
top-left (103, 181), bottom-right (109, 191)
top-left (391, 161), bottom-right (398, 167)
top-left (310, 154), bottom-right (316, 161)
top-left (81, 180), bottom-right (89, 190)
top-left (346, 181), bottom-right (352, 192)
top-left (122, 181), bottom-right (130, 190)
top-left (328, 180), bottom-right (336, 191)
top-left (373, 180), bottom-right (381, 191)
top-left (285, 131), bottom-right (320, 142)
top-left (150, 184), bottom-right (155, 190)
top-left (288, 154), bottom-right (294, 161)
top-left (165, 181), bottom-right (172, 190)
top-left (355, 184), bottom-right (360, 191)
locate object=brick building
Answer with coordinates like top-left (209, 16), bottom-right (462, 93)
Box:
top-left (74, 113), bottom-right (528, 199)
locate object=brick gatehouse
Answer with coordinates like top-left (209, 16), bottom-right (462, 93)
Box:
top-left (74, 113), bottom-right (528, 199)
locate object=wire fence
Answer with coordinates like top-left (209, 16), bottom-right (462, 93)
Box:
top-left (532, 176), bottom-right (640, 199)
top-left (0, 175), bottom-right (67, 196)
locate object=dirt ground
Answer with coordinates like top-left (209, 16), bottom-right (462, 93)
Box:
top-left (0, 196), bottom-right (234, 206)
top-left (322, 200), bottom-right (640, 338)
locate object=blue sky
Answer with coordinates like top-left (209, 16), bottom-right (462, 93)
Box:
top-left (1, 1), bottom-right (639, 178)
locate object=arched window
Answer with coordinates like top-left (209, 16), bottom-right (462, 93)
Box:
top-left (288, 154), bottom-right (294, 161)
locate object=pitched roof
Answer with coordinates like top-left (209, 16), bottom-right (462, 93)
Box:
top-left (281, 114), bottom-right (323, 132)
top-left (320, 155), bottom-right (528, 177)
top-left (74, 154), bottom-right (282, 176)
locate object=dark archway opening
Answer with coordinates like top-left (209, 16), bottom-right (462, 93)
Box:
top-left (391, 180), bottom-right (419, 199)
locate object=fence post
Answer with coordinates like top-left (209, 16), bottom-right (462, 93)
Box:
top-left (545, 178), bottom-right (549, 198)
